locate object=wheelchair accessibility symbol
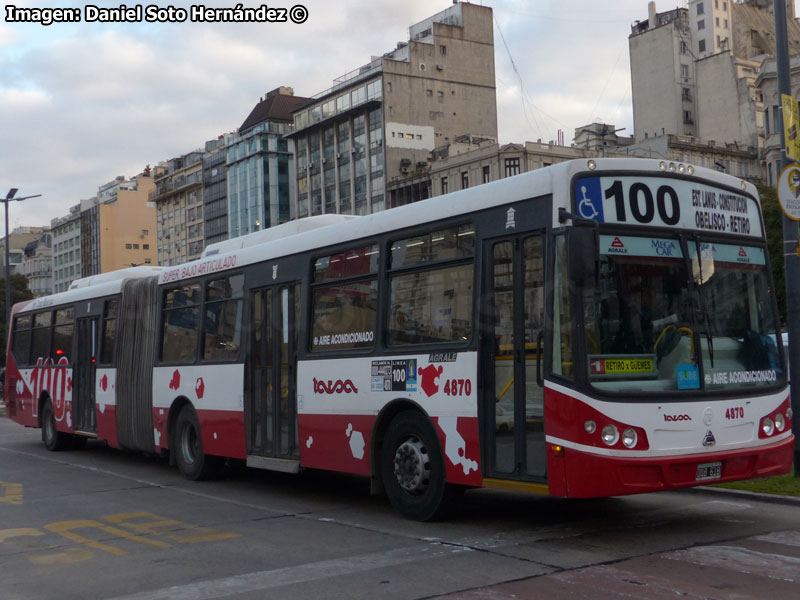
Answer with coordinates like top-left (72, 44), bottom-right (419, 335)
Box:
top-left (575, 178), bottom-right (604, 222)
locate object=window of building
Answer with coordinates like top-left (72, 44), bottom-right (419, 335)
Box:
top-left (683, 110), bottom-right (694, 124)
top-left (142, 229), bottom-right (149, 236)
top-left (133, 244), bottom-right (139, 250)
top-left (483, 165), bottom-right (490, 184)
top-left (504, 158), bottom-right (521, 178)
top-left (440, 44), bottom-right (446, 55)
top-left (143, 244), bottom-right (150, 250)
top-left (386, 82), bottom-right (392, 93)
top-left (699, 39), bottom-right (706, 53)
top-left (441, 177), bottom-right (448, 195)
top-left (698, 19), bottom-right (705, 30)
top-left (680, 40), bottom-right (688, 54)
top-left (680, 64), bottom-right (690, 80)
top-left (125, 243), bottom-right (132, 249)
top-left (682, 87), bottom-right (692, 102)
top-left (697, 2), bottom-right (704, 15)
top-left (461, 171), bottom-right (469, 189)
top-left (426, 89), bottom-right (433, 97)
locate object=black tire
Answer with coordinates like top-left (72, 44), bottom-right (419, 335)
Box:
top-left (381, 410), bottom-right (462, 521)
top-left (41, 400), bottom-right (71, 451)
top-left (174, 405), bottom-right (221, 480)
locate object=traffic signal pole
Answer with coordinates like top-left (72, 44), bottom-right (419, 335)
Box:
top-left (774, 0), bottom-right (800, 476)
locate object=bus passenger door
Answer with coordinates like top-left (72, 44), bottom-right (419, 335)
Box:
top-left (73, 317), bottom-right (98, 433)
top-left (247, 284), bottom-right (300, 462)
top-left (483, 234), bottom-right (546, 481)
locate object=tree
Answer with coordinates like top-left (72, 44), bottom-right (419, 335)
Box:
top-left (0, 274), bottom-right (34, 367)
top-left (759, 185), bottom-right (787, 324)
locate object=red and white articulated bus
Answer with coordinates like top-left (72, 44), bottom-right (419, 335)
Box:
top-left (4, 158), bottom-right (793, 520)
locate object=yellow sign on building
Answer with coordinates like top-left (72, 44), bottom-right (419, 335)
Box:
top-left (782, 94), bottom-right (800, 162)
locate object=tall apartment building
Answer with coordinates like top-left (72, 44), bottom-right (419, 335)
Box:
top-left (153, 152), bottom-right (204, 265)
top-left (81, 173), bottom-right (157, 276)
top-left (288, 2), bottom-right (497, 215)
top-left (51, 204), bottom-right (81, 293)
top-left (203, 136), bottom-right (231, 246)
top-left (22, 230), bottom-right (52, 297)
top-left (630, 1), bottom-right (800, 157)
top-left (227, 87), bottom-right (309, 239)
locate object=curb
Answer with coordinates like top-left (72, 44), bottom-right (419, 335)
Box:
top-left (688, 483), bottom-right (800, 506)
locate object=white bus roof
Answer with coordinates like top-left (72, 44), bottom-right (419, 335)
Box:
top-left (201, 214), bottom-right (359, 258)
top-left (17, 266), bottom-right (164, 314)
top-left (158, 158), bottom-right (760, 286)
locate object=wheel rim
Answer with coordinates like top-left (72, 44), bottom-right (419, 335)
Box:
top-left (180, 422), bottom-right (199, 466)
top-left (393, 436), bottom-right (431, 494)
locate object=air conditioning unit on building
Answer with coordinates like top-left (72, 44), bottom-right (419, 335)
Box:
top-left (401, 166), bottom-right (410, 174)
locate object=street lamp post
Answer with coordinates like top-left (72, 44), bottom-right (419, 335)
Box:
top-left (3, 188), bottom-right (42, 331)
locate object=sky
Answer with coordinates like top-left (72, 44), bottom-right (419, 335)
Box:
top-left (0, 0), bottom-right (766, 230)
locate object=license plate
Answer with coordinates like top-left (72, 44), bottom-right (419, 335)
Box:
top-left (696, 461), bottom-right (722, 481)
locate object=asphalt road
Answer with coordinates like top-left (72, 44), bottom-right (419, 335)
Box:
top-left (2, 414), bottom-right (799, 600)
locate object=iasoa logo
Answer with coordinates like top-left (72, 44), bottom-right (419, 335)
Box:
top-left (664, 414), bottom-right (691, 422)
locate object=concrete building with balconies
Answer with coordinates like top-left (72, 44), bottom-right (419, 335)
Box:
top-left (81, 173), bottom-right (157, 276)
top-left (51, 204), bottom-right (81, 293)
top-left (22, 230), bottom-right (53, 298)
top-left (152, 153), bottom-right (204, 266)
top-left (288, 2), bottom-right (497, 216)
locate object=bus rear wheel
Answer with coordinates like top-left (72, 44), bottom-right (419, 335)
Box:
top-left (174, 405), bottom-right (221, 480)
top-left (41, 400), bottom-right (71, 451)
top-left (381, 410), bottom-right (461, 521)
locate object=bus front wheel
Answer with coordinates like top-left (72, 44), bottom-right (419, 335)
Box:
top-left (380, 410), bottom-right (461, 521)
top-left (174, 405), bottom-right (221, 480)
top-left (41, 400), bottom-right (71, 451)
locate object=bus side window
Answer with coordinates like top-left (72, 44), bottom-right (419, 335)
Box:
top-left (203, 275), bottom-right (243, 361)
top-left (11, 314), bottom-right (32, 365)
top-left (52, 307), bottom-right (74, 362)
top-left (387, 224), bottom-right (475, 346)
top-left (100, 300), bottom-right (118, 365)
top-left (31, 311), bottom-right (53, 363)
top-left (310, 244), bottom-right (379, 352)
top-left (161, 284), bottom-right (201, 363)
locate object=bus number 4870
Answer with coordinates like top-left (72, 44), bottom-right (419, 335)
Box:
top-left (444, 379), bottom-right (472, 396)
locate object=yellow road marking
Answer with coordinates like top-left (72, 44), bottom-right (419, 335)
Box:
top-left (0, 481), bottom-right (23, 505)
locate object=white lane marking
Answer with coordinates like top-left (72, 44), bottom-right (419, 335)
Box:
top-left (665, 545), bottom-right (800, 583)
top-left (103, 543), bottom-right (472, 600)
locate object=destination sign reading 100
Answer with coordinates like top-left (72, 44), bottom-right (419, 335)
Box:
top-left (574, 176), bottom-right (764, 238)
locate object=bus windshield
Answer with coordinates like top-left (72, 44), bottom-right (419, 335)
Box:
top-left (583, 233), bottom-right (784, 394)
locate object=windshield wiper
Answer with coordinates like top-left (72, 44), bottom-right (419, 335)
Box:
top-left (693, 238), bottom-right (715, 368)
